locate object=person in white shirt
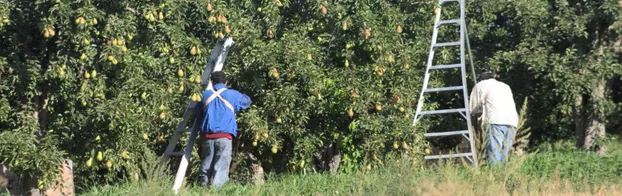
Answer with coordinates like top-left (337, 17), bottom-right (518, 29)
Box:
top-left (469, 71), bottom-right (519, 166)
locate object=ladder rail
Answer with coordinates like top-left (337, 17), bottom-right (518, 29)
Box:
top-left (460, 0), bottom-right (478, 168)
top-left (465, 21), bottom-right (477, 85)
top-left (158, 131), bottom-right (181, 167)
top-left (159, 103), bottom-right (197, 168)
top-left (413, 6), bottom-right (443, 126)
top-left (172, 119), bottom-right (200, 194)
top-left (203, 38), bottom-right (235, 90)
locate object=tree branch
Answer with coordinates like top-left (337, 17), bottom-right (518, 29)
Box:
top-left (125, 7), bottom-right (139, 16)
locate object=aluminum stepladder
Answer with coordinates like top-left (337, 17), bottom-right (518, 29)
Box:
top-left (158, 37), bottom-right (235, 194)
top-left (412, 0), bottom-right (479, 167)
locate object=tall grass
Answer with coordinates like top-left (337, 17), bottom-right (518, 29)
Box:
top-left (473, 97), bottom-right (531, 165)
top-left (81, 139), bottom-right (622, 196)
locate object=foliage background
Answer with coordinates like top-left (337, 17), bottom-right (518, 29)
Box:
top-left (1, 0), bottom-right (622, 193)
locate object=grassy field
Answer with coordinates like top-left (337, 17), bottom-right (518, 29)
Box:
top-left (81, 139), bottom-right (622, 196)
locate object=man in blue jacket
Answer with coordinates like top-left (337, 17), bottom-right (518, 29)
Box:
top-left (197, 71), bottom-right (252, 188)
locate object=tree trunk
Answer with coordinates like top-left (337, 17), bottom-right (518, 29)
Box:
top-left (327, 150), bottom-right (341, 175)
top-left (25, 33), bottom-right (53, 195)
top-left (1, 164), bottom-right (19, 195)
top-left (43, 159), bottom-right (75, 196)
top-left (575, 94), bottom-right (587, 148)
top-left (577, 23), bottom-right (609, 151)
top-left (312, 144), bottom-right (341, 174)
top-left (584, 77), bottom-right (607, 153)
top-left (245, 153), bottom-right (264, 185)
top-left (250, 163), bottom-right (264, 185)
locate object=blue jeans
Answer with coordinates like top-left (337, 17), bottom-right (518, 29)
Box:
top-left (486, 124), bottom-right (516, 166)
top-left (199, 138), bottom-right (232, 188)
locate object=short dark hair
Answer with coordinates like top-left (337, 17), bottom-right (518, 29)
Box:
top-left (480, 71), bottom-right (496, 80)
top-left (210, 71), bottom-right (228, 84)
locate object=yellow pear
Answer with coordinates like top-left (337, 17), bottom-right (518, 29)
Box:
top-left (121, 150), bottom-right (129, 159)
top-left (96, 151), bottom-right (103, 161)
top-left (271, 145), bottom-right (278, 154)
top-left (190, 47), bottom-right (198, 55)
top-left (86, 158), bottom-right (93, 167)
top-left (224, 25), bottom-right (231, 33)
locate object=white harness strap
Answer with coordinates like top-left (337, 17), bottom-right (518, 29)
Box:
top-left (203, 88), bottom-right (235, 113)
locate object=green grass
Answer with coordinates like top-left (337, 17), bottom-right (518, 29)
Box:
top-left (81, 140), bottom-right (622, 196)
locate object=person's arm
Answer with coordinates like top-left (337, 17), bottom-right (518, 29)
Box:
top-left (469, 84), bottom-right (483, 115)
top-left (235, 91), bottom-right (252, 111)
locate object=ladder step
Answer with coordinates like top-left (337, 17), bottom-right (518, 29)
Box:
top-left (437, 19), bottom-right (460, 27)
top-left (425, 130), bottom-right (469, 137)
top-left (424, 86), bottom-right (463, 93)
top-left (166, 151), bottom-right (185, 157)
top-left (433, 42), bottom-right (461, 48)
top-left (425, 153), bottom-right (472, 160)
top-left (429, 64), bottom-right (462, 70)
top-left (176, 115), bottom-right (194, 131)
top-left (419, 108), bottom-right (466, 115)
top-left (176, 128), bottom-right (193, 133)
top-left (175, 118), bottom-right (198, 133)
top-left (188, 102), bottom-right (199, 109)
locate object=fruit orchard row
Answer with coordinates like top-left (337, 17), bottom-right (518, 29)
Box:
top-left (5, 0), bottom-right (621, 192)
top-left (0, 0), bottom-right (456, 189)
